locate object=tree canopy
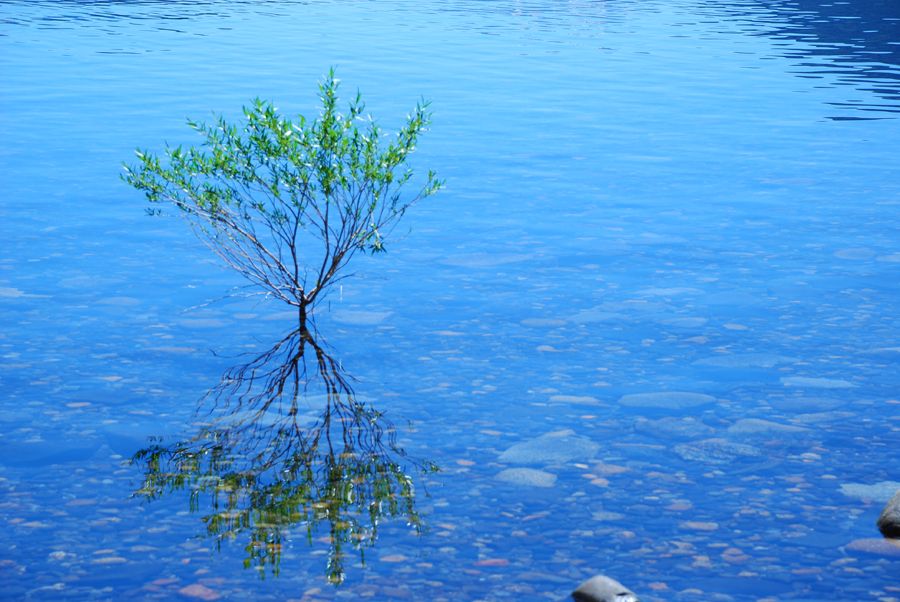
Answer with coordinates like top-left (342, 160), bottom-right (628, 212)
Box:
top-left (124, 69), bottom-right (442, 322)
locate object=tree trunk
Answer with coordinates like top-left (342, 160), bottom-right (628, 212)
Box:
top-left (298, 302), bottom-right (308, 328)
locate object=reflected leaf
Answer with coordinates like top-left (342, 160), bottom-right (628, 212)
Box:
top-left (131, 327), bottom-right (437, 584)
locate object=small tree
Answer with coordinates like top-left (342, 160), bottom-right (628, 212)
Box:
top-left (124, 69), bottom-right (442, 324)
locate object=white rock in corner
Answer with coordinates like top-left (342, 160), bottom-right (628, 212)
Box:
top-left (572, 575), bottom-right (640, 602)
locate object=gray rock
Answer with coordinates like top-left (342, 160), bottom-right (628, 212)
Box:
top-left (839, 481), bottom-right (900, 503)
top-left (571, 575), bottom-right (639, 602)
top-left (877, 490), bottom-right (900, 538)
top-left (674, 438), bottom-right (762, 465)
top-left (499, 430), bottom-right (599, 465)
top-left (495, 467), bottom-right (557, 488)
top-left (618, 391), bottom-right (716, 411)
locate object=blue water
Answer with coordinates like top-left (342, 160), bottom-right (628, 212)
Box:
top-left (2, 0), bottom-right (900, 600)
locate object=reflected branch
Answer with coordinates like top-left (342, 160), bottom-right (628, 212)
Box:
top-left (132, 327), bottom-right (437, 584)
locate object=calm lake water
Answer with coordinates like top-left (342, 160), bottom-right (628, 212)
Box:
top-left (2, 0), bottom-right (900, 600)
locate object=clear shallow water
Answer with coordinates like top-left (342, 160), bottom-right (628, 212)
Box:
top-left (2, 0), bottom-right (900, 600)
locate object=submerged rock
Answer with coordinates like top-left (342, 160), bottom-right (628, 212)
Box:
top-left (693, 353), bottom-right (796, 368)
top-left (441, 252), bottom-right (530, 268)
top-left (792, 410), bottom-right (855, 424)
top-left (781, 376), bottom-right (856, 389)
top-left (330, 309), bottom-right (392, 325)
top-left (658, 316), bottom-right (707, 328)
top-left (839, 481), bottom-right (900, 503)
top-left (591, 510), bottom-right (625, 522)
top-left (726, 418), bottom-right (809, 436)
top-left (179, 583), bottom-right (221, 601)
top-left (571, 575), bottom-right (639, 602)
top-left (499, 430), bottom-right (599, 465)
top-left (877, 490), bottom-right (900, 538)
top-left (768, 396), bottom-right (844, 412)
top-left (618, 391), bottom-right (715, 411)
top-left (845, 538), bottom-right (900, 557)
top-left (495, 467), bottom-right (557, 488)
top-left (549, 394), bottom-right (601, 406)
top-left (834, 247), bottom-right (876, 260)
top-left (674, 438), bottom-right (762, 464)
top-left (637, 286), bottom-right (700, 297)
top-left (0, 441), bottom-right (101, 467)
top-left (568, 308), bottom-right (628, 324)
top-left (634, 416), bottom-right (715, 440)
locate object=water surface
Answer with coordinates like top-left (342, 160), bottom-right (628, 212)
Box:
top-left (1, 0), bottom-right (899, 600)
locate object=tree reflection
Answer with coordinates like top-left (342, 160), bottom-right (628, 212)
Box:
top-left (131, 327), bottom-right (437, 583)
